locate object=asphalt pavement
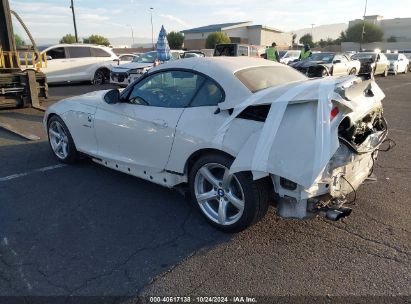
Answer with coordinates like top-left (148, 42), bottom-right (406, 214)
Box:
top-left (0, 76), bottom-right (410, 300)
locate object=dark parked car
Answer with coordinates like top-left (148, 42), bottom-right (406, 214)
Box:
top-left (289, 52), bottom-right (361, 77)
top-left (351, 52), bottom-right (390, 77)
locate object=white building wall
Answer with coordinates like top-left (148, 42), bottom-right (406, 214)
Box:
top-left (247, 28), bottom-right (262, 45)
top-left (380, 18), bottom-right (411, 42)
top-left (183, 32), bottom-right (209, 40)
top-left (222, 27), bottom-right (249, 39)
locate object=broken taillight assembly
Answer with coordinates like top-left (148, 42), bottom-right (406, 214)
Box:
top-left (330, 106), bottom-right (339, 121)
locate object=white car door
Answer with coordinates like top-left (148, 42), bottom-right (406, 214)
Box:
top-left (332, 55), bottom-right (348, 76)
top-left (66, 46), bottom-right (96, 81)
top-left (42, 46), bottom-right (71, 83)
top-left (93, 69), bottom-right (205, 172)
top-left (398, 55), bottom-right (407, 72)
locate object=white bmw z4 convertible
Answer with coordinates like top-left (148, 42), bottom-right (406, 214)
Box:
top-left (44, 57), bottom-right (388, 232)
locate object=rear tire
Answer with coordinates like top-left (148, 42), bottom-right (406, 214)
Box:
top-left (189, 153), bottom-right (270, 232)
top-left (47, 115), bottom-right (78, 164)
top-left (382, 68), bottom-right (388, 77)
top-left (404, 65), bottom-right (408, 74)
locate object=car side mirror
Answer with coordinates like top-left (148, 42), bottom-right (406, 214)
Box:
top-left (46, 55), bottom-right (52, 60)
top-left (104, 89), bottom-right (120, 104)
top-left (333, 59), bottom-right (341, 64)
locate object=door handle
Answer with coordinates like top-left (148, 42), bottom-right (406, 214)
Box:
top-left (151, 119), bottom-right (168, 128)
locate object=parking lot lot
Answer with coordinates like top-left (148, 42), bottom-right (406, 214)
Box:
top-left (0, 74), bottom-right (410, 299)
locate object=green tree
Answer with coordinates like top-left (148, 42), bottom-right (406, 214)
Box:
top-left (205, 32), bottom-right (230, 49)
top-left (83, 35), bottom-right (110, 46)
top-left (299, 33), bottom-right (315, 47)
top-left (318, 39), bottom-right (327, 48)
top-left (14, 34), bottom-right (24, 47)
top-left (345, 22), bottom-right (383, 43)
top-left (387, 35), bottom-right (397, 42)
top-left (167, 31), bottom-right (184, 50)
top-left (292, 33), bottom-right (297, 45)
top-left (59, 34), bottom-right (76, 44)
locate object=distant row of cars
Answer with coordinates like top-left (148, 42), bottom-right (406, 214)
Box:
top-left (289, 51), bottom-right (409, 78)
top-left (34, 44), bottom-right (206, 86)
top-left (31, 43), bottom-right (411, 86)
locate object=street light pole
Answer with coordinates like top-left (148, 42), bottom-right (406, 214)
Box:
top-left (150, 7), bottom-right (154, 50)
top-left (130, 25), bottom-right (135, 46)
top-left (311, 23), bottom-right (315, 38)
top-left (70, 0), bottom-right (78, 43)
top-left (360, 0), bottom-right (368, 51)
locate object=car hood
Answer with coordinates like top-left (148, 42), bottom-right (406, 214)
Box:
top-left (388, 60), bottom-right (398, 64)
top-left (217, 76), bottom-right (385, 187)
top-left (291, 60), bottom-right (332, 68)
top-left (112, 62), bottom-right (153, 71)
top-left (46, 90), bottom-right (110, 117)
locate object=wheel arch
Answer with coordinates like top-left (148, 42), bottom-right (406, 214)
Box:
top-left (92, 66), bottom-right (110, 82)
top-left (46, 112), bottom-right (79, 151)
top-left (184, 148), bottom-right (235, 177)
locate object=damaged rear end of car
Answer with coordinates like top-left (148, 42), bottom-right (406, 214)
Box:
top-left (222, 75), bottom-right (389, 222)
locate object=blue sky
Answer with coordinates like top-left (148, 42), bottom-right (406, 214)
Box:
top-left (10, 0), bottom-right (411, 40)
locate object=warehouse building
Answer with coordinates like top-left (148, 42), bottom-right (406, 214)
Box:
top-left (349, 15), bottom-right (411, 42)
top-left (181, 21), bottom-right (292, 50)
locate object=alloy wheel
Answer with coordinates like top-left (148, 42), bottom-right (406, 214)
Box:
top-left (194, 163), bottom-right (245, 226)
top-left (49, 120), bottom-right (69, 159)
top-left (93, 70), bottom-right (105, 85)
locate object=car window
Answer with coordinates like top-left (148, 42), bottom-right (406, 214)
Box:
top-left (120, 55), bottom-right (134, 61)
top-left (379, 54), bottom-right (387, 61)
top-left (385, 54), bottom-right (399, 60)
top-left (235, 66), bottom-right (307, 93)
top-left (127, 70), bottom-right (205, 108)
top-left (68, 47), bottom-right (91, 58)
top-left (190, 79), bottom-right (223, 107)
top-left (91, 48), bottom-right (111, 57)
top-left (170, 52), bottom-right (181, 60)
top-left (339, 55), bottom-right (348, 63)
top-left (46, 47), bottom-right (66, 59)
top-left (238, 46), bottom-right (249, 56)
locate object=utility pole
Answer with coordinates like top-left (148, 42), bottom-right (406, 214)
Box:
top-left (311, 24), bottom-right (315, 38)
top-left (360, 0), bottom-right (368, 51)
top-left (150, 7), bottom-right (154, 50)
top-left (70, 0), bottom-right (78, 42)
top-left (127, 24), bottom-right (135, 46)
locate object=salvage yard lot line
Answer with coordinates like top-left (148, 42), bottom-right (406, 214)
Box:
top-left (0, 164), bottom-right (66, 182)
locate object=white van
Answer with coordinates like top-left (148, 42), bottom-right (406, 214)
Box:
top-left (38, 44), bottom-right (118, 84)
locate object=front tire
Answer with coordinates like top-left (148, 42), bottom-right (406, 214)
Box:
top-left (382, 68), bottom-right (388, 77)
top-left (92, 69), bottom-right (107, 85)
top-left (393, 67), bottom-right (398, 76)
top-left (404, 65), bottom-right (408, 74)
top-left (189, 153), bottom-right (270, 232)
top-left (47, 115), bottom-right (78, 164)
top-left (349, 68), bottom-right (356, 75)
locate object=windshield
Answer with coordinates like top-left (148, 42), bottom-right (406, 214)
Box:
top-left (132, 51), bottom-right (157, 63)
top-left (279, 51), bottom-right (287, 58)
top-left (385, 54), bottom-right (399, 60)
top-left (307, 53), bottom-right (335, 63)
top-left (37, 45), bottom-right (51, 52)
top-left (352, 53), bottom-right (377, 61)
top-left (235, 66), bottom-right (307, 93)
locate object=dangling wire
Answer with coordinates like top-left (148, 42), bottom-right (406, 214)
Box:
top-left (341, 175), bottom-right (357, 205)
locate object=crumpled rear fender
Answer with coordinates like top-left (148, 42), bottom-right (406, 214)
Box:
top-left (217, 76), bottom-right (385, 188)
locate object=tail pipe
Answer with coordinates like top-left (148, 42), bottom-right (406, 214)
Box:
top-left (321, 206), bottom-right (352, 221)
